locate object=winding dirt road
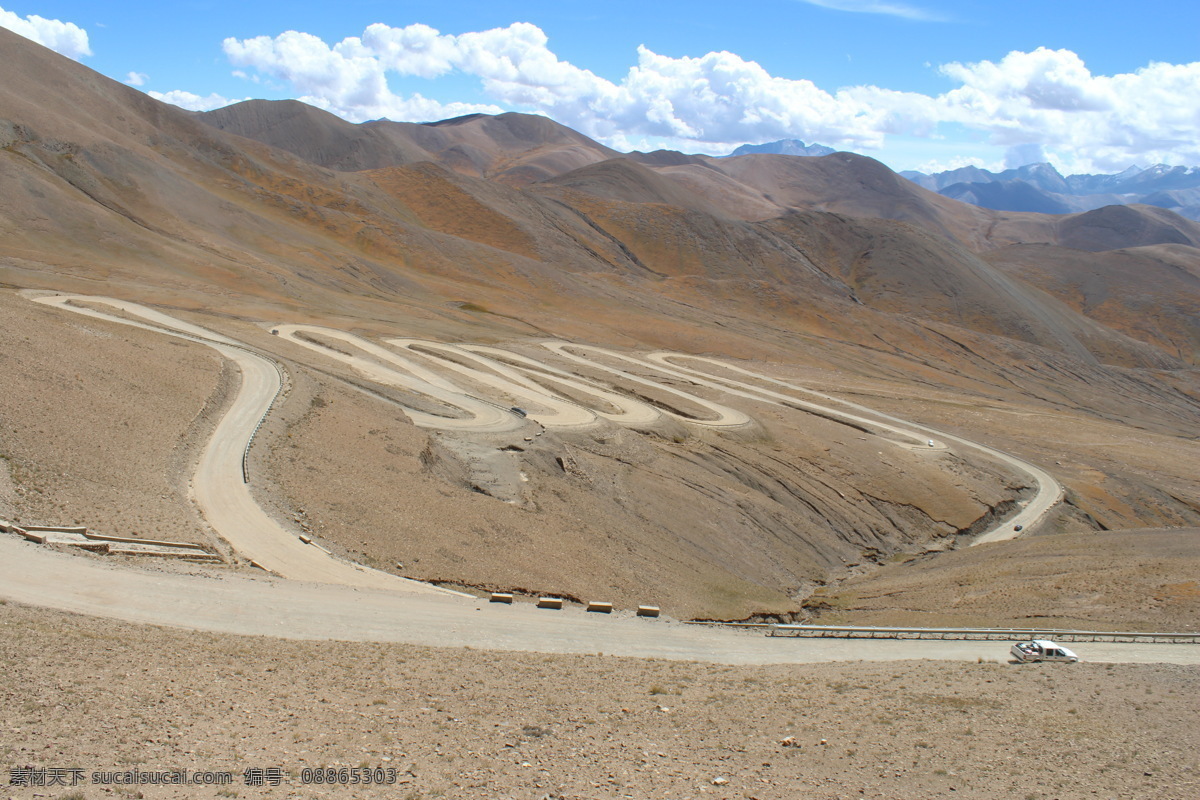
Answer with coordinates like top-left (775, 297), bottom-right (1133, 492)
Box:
top-left (0, 293), bottom-right (1096, 665)
top-left (640, 353), bottom-right (1063, 543)
top-left (31, 296), bottom-right (461, 595)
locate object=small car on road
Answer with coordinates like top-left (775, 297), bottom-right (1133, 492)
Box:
top-left (1011, 640), bottom-right (1079, 663)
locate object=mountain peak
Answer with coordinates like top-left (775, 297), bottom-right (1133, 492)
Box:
top-left (726, 139), bottom-right (836, 158)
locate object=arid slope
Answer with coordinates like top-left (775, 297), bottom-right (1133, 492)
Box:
top-left (1, 29), bottom-right (1198, 620)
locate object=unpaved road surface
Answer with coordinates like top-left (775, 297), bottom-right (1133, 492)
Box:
top-left (1, 536), bottom-right (1195, 665)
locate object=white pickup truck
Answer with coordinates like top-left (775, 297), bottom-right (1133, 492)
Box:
top-left (1011, 640), bottom-right (1079, 663)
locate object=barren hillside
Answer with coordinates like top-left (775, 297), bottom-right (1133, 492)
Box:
top-left (1, 26), bottom-right (1198, 622)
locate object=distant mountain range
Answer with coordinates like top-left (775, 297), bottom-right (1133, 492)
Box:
top-left (729, 140), bottom-right (1200, 222)
top-left (902, 162), bottom-right (1200, 221)
top-left (726, 139), bottom-right (836, 158)
top-left (3, 20), bottom-right (1200, 378)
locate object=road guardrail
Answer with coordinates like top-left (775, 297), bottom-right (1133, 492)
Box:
top-left (765, 624), bottom-right (1200, 644)
top-left (241, 357), bottom-right (286, 484)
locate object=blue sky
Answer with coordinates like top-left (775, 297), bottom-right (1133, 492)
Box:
top-left (3, 1), bottom-right (1198, 173)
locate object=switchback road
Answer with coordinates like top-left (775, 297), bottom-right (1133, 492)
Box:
top-left (0, 292), bottom-right (1090, 665)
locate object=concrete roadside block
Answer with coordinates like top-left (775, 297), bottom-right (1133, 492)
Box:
top-left (536, 597), bottom-right (563, 609)
top-left (637, 605), bottom-right (661, 618)
top-left (490, 592), bottom-right (514, 604)
top-left (107, 546), bottom-right (223, 561)
top-left (84, 532), bottom-right (206, 550)
top-left (23, 525), bottom-right (89, 533)
top-left (587, 601), bottom-right (613, 613)
top-left (0, 519), bottom-right (11, 533)
top-left (44, 534), bottom-right (106, 552)
top-left (15, 528), bottom-right (46, 544)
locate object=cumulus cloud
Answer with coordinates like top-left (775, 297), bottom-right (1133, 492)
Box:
top-left (938, 48), bottom-right (1200, 171)
top-left (222, 27), bottom-right (505, 122)
top-left (125, 71), bottom-right (148, 87)
top-left (223, 22), bottom-right (929, 151)
top-left (148, 90), bottom-right (245, 112)
top-left (0, 4), bottom-right (91, 60)
top-left (221, 23), bottom-right (1200, 172)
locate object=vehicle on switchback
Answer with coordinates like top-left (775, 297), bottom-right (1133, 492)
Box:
top-left (1011, 640), bottom-right (1079, 663)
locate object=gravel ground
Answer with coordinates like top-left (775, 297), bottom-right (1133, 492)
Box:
top-left (2, 602), bottom-right (1198, 800)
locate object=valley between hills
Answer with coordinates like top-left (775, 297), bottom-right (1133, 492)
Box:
top-left (1, 23), bottom-right (1198, 800)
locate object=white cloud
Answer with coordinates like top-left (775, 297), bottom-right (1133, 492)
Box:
top-left (937, 48), bottom-right (1200, 172)
top-left (223, 28), bottom-right (504, 122)
top-left (796, 0), bottom-right (945, 21)
top-left (222, 22), bottom-right (928, 150)
top-left (0, 4), bottom-right (91, 60)
top-left (912, 155), bottom-right (1001, 175)
top-left (125, 71), bottom-right (148, 87)
top-left (1003, 143), bottom-right (1045, 170)
top-left (221, 24), bottom-right (1200, 173)
top-left (147, 90), bottom-right (245, 112)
